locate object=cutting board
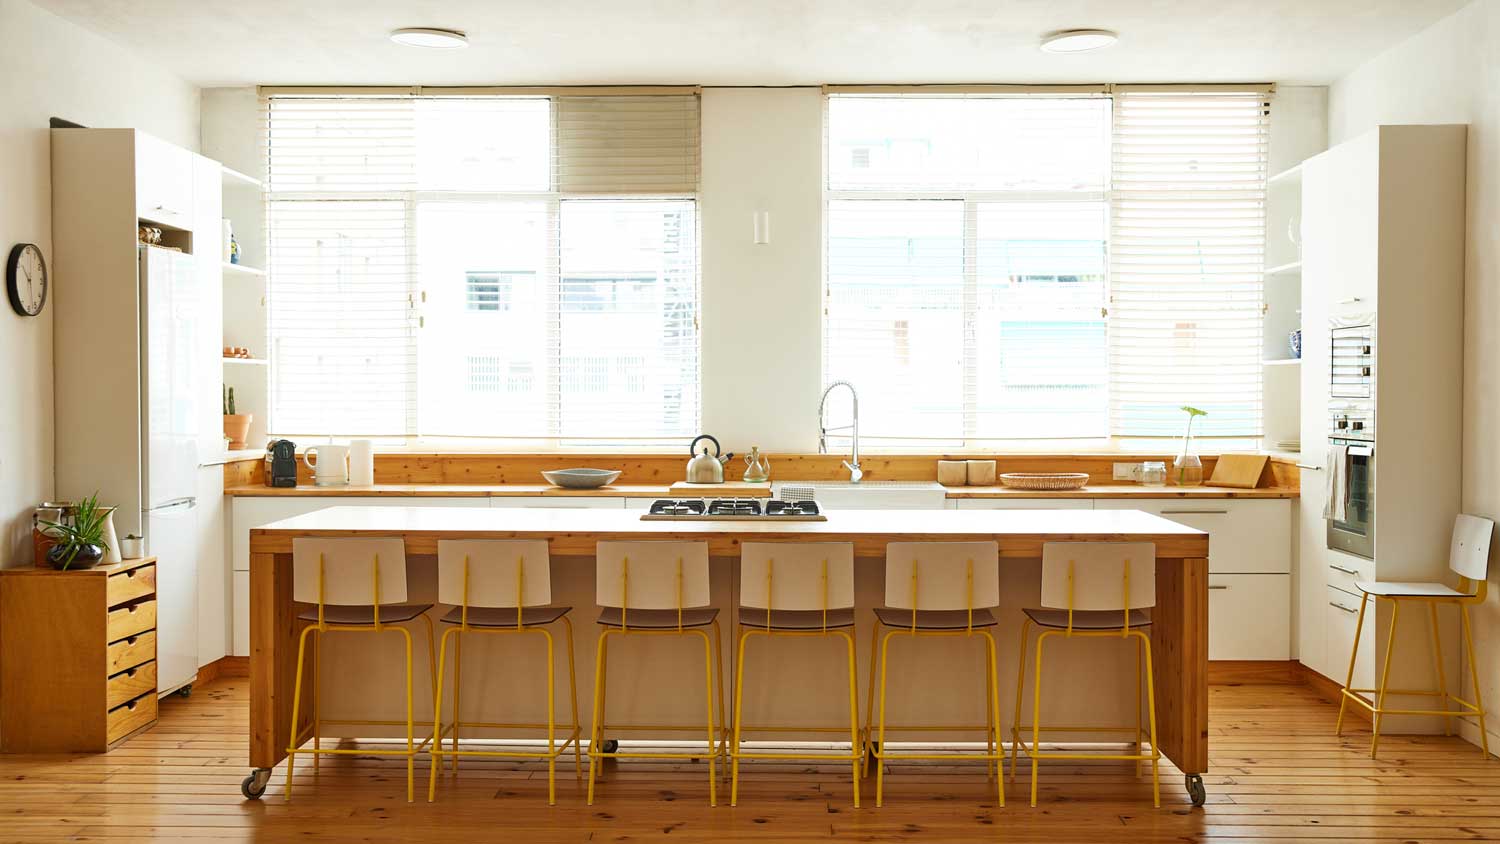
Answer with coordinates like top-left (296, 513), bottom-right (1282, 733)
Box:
top-left (1207, 453), bottom-right (1270, 489)
top-left (668, 481), bottom-right (773, 497)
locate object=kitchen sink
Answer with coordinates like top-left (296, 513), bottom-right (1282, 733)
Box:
top-left (772, 480), bottom-right (948, 510)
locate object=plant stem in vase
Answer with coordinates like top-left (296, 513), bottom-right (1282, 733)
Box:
top-left (1175, 406), bottom-right (1207, 487)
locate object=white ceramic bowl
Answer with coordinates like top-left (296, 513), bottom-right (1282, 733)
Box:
top-left (541, 468), bottom-right (622, 489)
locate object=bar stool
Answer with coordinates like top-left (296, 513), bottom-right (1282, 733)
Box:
top-left (864, 541), bottom-right (1004, 807)
top-left (588, 541), bottom-right (726, 806)
top-left (1336, 514), bottom-right (1493, 758)
top-left (286, 537), bottom-right (437, 803)
top-left (427, 539), bottom-right (582, 804)
top-left (730, 542), bottom-right (861, 807)
top-left (1011, 541), bottom-right (1159, 808)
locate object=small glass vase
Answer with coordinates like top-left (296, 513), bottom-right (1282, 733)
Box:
top-left (1173, 449), bottom-right (1204, 487)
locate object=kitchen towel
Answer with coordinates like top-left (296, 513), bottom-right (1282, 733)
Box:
top-left (1323, 443), bottom-right (1348, 522)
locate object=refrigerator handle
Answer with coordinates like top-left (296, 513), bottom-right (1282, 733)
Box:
top-left (147, 496), bottom-right (197, 513)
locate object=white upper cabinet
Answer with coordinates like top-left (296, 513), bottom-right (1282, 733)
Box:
top-left (135, 131), bottom-right (195, 228)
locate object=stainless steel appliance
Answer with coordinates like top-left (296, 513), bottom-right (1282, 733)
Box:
top-left (640, 498), bottom-right (827, 522)
top-left (1327, 322), bottom-right (1376, 559)
top-left (685, 434), bottom-right (732, 484)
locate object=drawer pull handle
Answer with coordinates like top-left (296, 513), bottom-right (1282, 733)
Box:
top-left (1329, 601), bottom-right (1359, 614)
top-left (1296, 464), bottom-right (1323, 471)
top-left (125, 636), bottom-right (137, 645)
top-left (125, 570), bottom-right (136, 579)
top-left (1161, 509), bottom-right (1229, 515)
top-left (1329, 564), bottom-right (1360, 575)
top-left (1208, 585), bottom-right (1230, 590)
top-left (126, 668), bottom-right (137, 678)
top-left (125, 700), bottom-right (137, 711)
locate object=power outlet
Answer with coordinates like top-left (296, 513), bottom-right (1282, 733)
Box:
top-left (1113, 462), bottom-right (1143, 482)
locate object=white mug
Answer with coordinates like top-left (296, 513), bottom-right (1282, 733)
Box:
top-left (304, 445), bottom-right (350, 486)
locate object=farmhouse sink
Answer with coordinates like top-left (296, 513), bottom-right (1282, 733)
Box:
top-left (772, 480), bottom-right (948, 510)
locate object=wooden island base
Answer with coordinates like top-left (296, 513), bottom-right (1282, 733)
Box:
top-left (246, 506), bottom-right (1209, 803)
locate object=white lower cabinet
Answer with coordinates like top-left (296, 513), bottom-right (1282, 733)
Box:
top-left (491, 496), bottom-right (625, 509)
top-left (1324, 585), bottom-right (1375, 690)
top-left (952, 498), bottom-right (1093, 510)
top-left (232, 570), bottom-right (250, 658)
top-left (1208, 574), bottom-right (1291, 660)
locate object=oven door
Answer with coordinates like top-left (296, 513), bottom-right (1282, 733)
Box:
top-left (1327, 442), bottom-right (1375, 559)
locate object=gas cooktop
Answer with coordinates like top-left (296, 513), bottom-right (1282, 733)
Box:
top-left (639, 498), bottom-right (826, 521)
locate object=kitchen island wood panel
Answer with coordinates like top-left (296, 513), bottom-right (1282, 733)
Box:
top-left (247, 506), bottom-right (1210, 800)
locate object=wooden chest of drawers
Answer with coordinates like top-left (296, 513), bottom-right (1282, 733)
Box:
top-left (1, 557), bottom-right (160, 752)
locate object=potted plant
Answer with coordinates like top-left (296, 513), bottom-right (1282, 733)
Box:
top-left (224, 386), bottom-right (252, 450)
top-left (39, 492), bottom-right (110, 570)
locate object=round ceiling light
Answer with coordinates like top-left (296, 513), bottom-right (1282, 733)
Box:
top-left (390, 28), bottom-right (469, 49)
top-left (1040, 29), bottom-right (1118, 54)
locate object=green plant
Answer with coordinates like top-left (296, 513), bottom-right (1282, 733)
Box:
top-left (40, 492), bottom-right (110, 570)
top-left (1180, 405), bottom-right (1207, 440)
top-left (224, 386), bottom-right (236, 416)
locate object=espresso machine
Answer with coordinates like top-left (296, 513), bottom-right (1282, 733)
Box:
top-left (264, 439), bottom-right (298, 488)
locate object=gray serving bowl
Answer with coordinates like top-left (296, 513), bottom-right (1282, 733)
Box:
top-left (541, 468), bottom-right (622, 489)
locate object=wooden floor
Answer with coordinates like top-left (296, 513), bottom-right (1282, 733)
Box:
top-left (1, 676), bottom-right (1496, 843)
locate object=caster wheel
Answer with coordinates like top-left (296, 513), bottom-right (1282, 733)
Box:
top-left (177, 684), bottom-right (193, 698)
top-left (241, 768), bottom-right (271, 800)
top-left (599, 739), bottom-right (620, 754)
top-left (1185, 774), bottom-right (1206, 807)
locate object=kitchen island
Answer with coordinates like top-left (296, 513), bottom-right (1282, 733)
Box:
top-left (245, 505), bottom-right (1210, 803)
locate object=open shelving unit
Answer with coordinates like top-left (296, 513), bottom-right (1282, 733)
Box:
top-left (220, 165), bottom-right (268, 453)
top-left (1263, 163), bottom-right (1303, 451)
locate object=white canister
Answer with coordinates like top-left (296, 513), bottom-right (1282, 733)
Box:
top-left (101, 507), bottom-right (121, 564)
top-left (349, 439), bottom-right (375, 486)
top-left (119, 535), bottom-right (145, 560)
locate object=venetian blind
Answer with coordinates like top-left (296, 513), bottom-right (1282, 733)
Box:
top-left (1108, 89), bottom-right (1270, 437)
top-left (262, 92), bottom-right (700, 439)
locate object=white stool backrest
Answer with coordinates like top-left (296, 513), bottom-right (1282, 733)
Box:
top-left (884, 541), bottom-right (1000, 611)
top-left (293, 537), bottom-right (408, 605)
top-left (1449, 514), bottom-right (1495, 582)
top-left (1040, 542), bottom-right (1156, 612)
top-left (740, 542), bottom-right (855, 611)
top-left (437, 539), bottom-right (551, 608)
top-left (596, 541), bottom-right (711, 610)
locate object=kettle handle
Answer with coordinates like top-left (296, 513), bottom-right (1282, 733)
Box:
top-left (689, 434), bottom-right (721, 457)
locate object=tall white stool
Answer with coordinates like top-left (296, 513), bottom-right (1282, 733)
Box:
top-left (1337, 514), bottom-right (1493, 758)
top-left (865, 541), bottom-right (1004, 807)
top-left (1012, 541), bottom-right (1160, 807)
top-left (286, 537), bottom-right (436, 803)
top-left (588, 541), bottom-right (726, 806)
top-left (730, 542), bottom-right (861, 807)
top-left (427, 539), bottom-right (581, 804)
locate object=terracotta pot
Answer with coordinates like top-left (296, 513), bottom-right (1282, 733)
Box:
top-left (224, 414), bottom-right (253, 450)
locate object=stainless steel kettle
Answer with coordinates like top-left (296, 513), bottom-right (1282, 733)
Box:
top-left (686, 434), bottom-right (732, 484)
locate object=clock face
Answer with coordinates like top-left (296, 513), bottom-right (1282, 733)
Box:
top-left (7, 243), bottom-right (47, 317)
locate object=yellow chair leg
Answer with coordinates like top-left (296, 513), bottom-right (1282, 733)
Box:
top-left (398, 626), bottom-right (415, 803)
top-left (311, 628), bottom-right (321, 774)
top-left (982, 631), bottom-right (1004, 807)
top-left (586, 630), bottom-right (608, 806)
top-left (875, 630), bottom-right (895, 808)
top-left (1428, 602), bottom-right (1454, 736)
top-left (843, 630), bottom-right (862, 808)
top-left (862, 623), bottom-right (879, 779)
top-left (1011, 618), bottom-right (1031, 783)
top-left (1371, 598), bottom-right (1401, 758)
top-left (697, 629), bottom-right (719, 807)
top-left (1336, 592), bottom-right (1370, 735)
top-left (1135, 634), bottom-right (1144, 778)
top-left (562, 617), bottom-right (583, 783)
top-left (427, 626), bottom-right (455, 802)
top-left (984, 642), bottom-right (996, 780)
top-left (713, 620), bottom-right (728, 772)
top-left (1030, 631), bottom-right (1048, 808)
top-left (731, 629), bottom-right (750, 807)
top-left (1139, 632), bottom-right (1161, 808)
top-left (451, 632), bottom-right (462, 772)
top-left (1461, 605), bottom-right (1491, 758)
top-left (284, 624), bottom-right (316, 802)
top-left (541, 628), bottom-right (556, 806)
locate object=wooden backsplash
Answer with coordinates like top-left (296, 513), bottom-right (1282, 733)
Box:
top-left (228, 451), bottom-right (1299, 490)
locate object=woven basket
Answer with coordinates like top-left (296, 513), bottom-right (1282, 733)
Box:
top-left (998, 472), bottom-right (1090, 491)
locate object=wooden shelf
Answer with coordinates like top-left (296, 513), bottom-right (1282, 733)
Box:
top-left (222, 262), bottom-right (265, 277)
top-left (221, 166), bottom-right (262, 189)
top-left (1265, 260), bottom-right (1302, 276)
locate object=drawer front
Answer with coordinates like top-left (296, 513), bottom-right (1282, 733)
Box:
top-left (1208, 574), bottom-right (1291, 660)
top-left (107, 564), bottom-right (156, 607)
top-left (107, 661), bottom-right (157, 710)
top-left (1096, 499), bottom-right (1291, 573)
top-left (106, 692), bottom-right (158, 744)
top-left (953, 499), bottom-right (1093, 510)
top-left (106, 630), bottom-right (157, 675)
top-left (1325, 553), bottom-right (1373, 596)
top-left (1325, 585), bottom-right (1374, 688)
top-left (106, 600), bottom-right (157, 643)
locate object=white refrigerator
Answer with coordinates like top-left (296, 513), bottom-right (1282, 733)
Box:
top-left (138, 245), bottom-right (201, 695)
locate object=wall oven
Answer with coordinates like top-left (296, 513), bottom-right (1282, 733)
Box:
top-left (1327, 438), bottom-right (1375, 559)
top-left (1327, 322), bottom-right (1376, 559)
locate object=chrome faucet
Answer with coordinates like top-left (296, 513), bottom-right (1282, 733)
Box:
top-left (818, 381), bottom-right (862, 483)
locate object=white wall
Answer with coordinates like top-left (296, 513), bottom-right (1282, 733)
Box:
top-left (1329, 0), bottom-right (1500, 755)
top-left (0, 0), bottom-right (199, 568)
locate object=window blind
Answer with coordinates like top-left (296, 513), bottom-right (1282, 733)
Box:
top-left (1108, 90), bottom-right (1270, 437)
top-left (263, 93), bottom-right (700, 440)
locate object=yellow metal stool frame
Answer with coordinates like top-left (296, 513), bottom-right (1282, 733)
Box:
top-left (1336, 514), bottom-right (1493, 758)
top-left (427, 540), bottom-right (582, 804)
top-left (588, 541), bottom-right (727, 806)
top-left (730, 542), bottom-right (862, 807)
top-left (285, 537), bottom-right (437, 803)
top-left (864, 541), bottom-right (1005, 808)
top-left (1011, 542), bottom-right (1161, 808)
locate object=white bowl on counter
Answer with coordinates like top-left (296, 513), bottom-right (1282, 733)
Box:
top-left (541, 468), bottom-right (622, 489)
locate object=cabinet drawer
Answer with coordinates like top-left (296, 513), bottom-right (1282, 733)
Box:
top-left (1325, 554), bottom-right (1373, 596)
top-left (106, 692), bottom-right (157, 744)
top-left (1207, 574), bottom-right (1290, 660)
top-left (107, 564), bottom-right (156, 607)
top-left (106, 600), bottom-right (156, 643)
top-left (107, 661), bottom-right (157, 710)
top-left (1096, 499), bottom-right (1291, 573)
top-left (953, 499), bottom-right (1092, 510)
top-left (1325, 585), bottom-right (1374, 688)
top-left (106, 630), bottom-right (156, 675)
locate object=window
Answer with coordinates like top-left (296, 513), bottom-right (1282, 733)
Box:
top-left (824, 90), bottom-right (1268, 443)
top-left (265, 92), bottom-right (700, 441)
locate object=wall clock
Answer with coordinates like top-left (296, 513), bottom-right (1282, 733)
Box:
top-left (7, 243), bottom-right (48, 317)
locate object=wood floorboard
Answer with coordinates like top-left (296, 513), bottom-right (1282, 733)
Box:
top-left (0, 677), bottom-right (1496, 842)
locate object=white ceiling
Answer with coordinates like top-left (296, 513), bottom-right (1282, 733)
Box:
top-left (34, 0), bottom-right (1470, 88)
